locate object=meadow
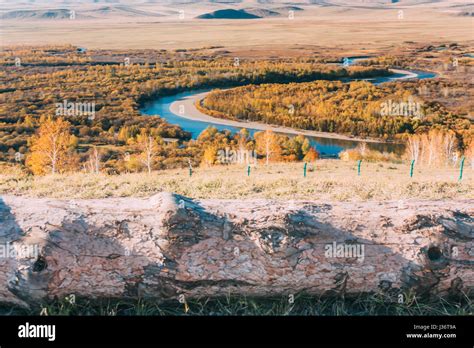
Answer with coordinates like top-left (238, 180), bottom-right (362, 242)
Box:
top-left (1, 160), bottom-right (472, 201)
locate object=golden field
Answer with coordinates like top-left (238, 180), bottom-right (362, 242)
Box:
top-left (2, 3), bottom-right (473, 50)
top-left (1, 160), bottom-right (472, 201)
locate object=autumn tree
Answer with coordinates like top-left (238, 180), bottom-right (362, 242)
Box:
top-left (404, 129), bottom-right (459, 167)
top-left (22, 115), bottom-right (36, 128)
top-left (283, 135), bottom-right (312, 161)
top-left (236, 128), bottom-right (250, 153)
top-left (303, 147), bottom-right (319, 162)
top-left (133, 130), bottom-right (162, 173)
top-left (406, 134), bottom-right (421, 162)
top-left (463, 138), bottom-right (474, 169)
top-left (85, 146), bottom-right (101, 174)
top-left (255, 130), bottom-right (282, 165)
top-left (200, 80), bottom-right (469, 141)
top-left (201, 145), bottom-right (218, 167)
top-left (27, 116), bottom-right (77, 175)
top-left (302, 138), bottom-right (311, 156)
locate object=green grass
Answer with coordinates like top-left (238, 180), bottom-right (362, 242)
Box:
top-left (1, 292), bottom-right (472, 316)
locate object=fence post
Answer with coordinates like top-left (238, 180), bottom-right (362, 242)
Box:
top-left (304, 162), bottom-right (307, 178)
top-left (459, 156), bottom-right (465, 181)
top-left (410, 159), bottom-right (415, 178)
top-left (357, 160), bottom-right (362, 176)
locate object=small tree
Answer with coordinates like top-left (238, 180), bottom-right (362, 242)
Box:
top-left (27, 116), bottom-right (77, 175)
top-left (464, 139), bottom-right (474, 169)
top-left (405, 129), bottom-right (458, 167)
top-left (236, 128), bottom-right (250, 154)
top-left (201, 145), bottom-right (217, 167)
top-left (303, 147), bottom-right (319, 162)
top-left (302, 138), bottom-right (311, 156)
top-left (85, 146), bottom-right (101, 174)
top-left (406, 134), bottom-right (421, 162)
top-left (134, 130), bottom-right (162, 174)
top-left (444, 131), bottom-right (457, 166)
top-left (255, 130), bottom-right (282, 165)
top-left (358, 142), bottom-right (368, 157)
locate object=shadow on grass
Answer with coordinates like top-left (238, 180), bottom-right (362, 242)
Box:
top-left (1, 292), bottom-right (472, 316)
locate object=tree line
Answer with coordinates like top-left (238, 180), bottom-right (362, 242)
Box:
top-left (199, 80), bottom-right (472, 143)
top-left (0, 45), bottom-right (392, 171)
top-left (24, 117), bottom-right (320, 175)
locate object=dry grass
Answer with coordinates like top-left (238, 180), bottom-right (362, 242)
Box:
top-left (1, 160), bottom-right (472, 201)
top-left (2, 7), bottom-right (472, 50)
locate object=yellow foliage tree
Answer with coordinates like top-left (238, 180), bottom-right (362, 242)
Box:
top-left (133, 130), bottom-right (162, 173)
top-left (201, 145), bottom-right (218, 167)
top-left (464, 138), bottom-right (474, 169)
top-left (255, 130), bottom-right (282, 165)
top-left (85, 146), bottom-right (101, 174)
top-left (27, 116), bottom-right (77, 175)
top-left (23, 115), bottom-right (36, 128)
top-left (404, 129), bottom-right (458, 167)
top-left (303, 147), bottom-right (319, 162)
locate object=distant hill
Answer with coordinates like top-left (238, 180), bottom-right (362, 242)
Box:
top-left (84, 5), bottom-right (163, 18)
top-left (1, 0), bottom-right (470, 22)
top-left (0, 5), bottom-right (163, 20)
top-left (274, 6), bottom-right (305, 12)
top-left (457, 11), bottom-right (474, 16)
top-left (196, 9), bottom-right (261, 19)
top-left (196, 6), bottom-right (306, 19)
top-left (243, 8), bottom-right (281, 17)
top-left (0, 9), bottom-right (85, 20)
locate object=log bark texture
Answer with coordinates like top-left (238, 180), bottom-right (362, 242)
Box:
top-left (0, 193), bottom-right (473, 307)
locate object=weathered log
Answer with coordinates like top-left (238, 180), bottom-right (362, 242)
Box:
top-left (0, 193), bottom-right (472, 307)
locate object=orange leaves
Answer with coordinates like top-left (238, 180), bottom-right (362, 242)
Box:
top-left (303, 147), bottom-right (319, 162)
top-left (201, 145), bottom-right (218, 167)
top-left (404, 129), bottom-right (460, 167)
top-left (255, 130), bottom-right (283, 165)
top-left (26, 116), bottom-right (78, 175)
top-left (134, 130), bottom-right (162, 173)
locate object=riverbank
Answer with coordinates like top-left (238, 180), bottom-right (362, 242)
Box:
top-left (166, 68), bottom-right (432, 144)
top-left (169, 91), bottom-right (388, 144)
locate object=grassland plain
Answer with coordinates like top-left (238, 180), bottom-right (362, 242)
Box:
top-left (1, 160), bottom-right (472, 201)
top-left (2, 6), bottom-right (473, 50)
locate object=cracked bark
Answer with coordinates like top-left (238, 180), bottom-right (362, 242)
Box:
top-left (0, 193), bottom-right (472, 307)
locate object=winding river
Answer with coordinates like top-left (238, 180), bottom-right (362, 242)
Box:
top-left (141, 60), bottom-right (436, 157)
